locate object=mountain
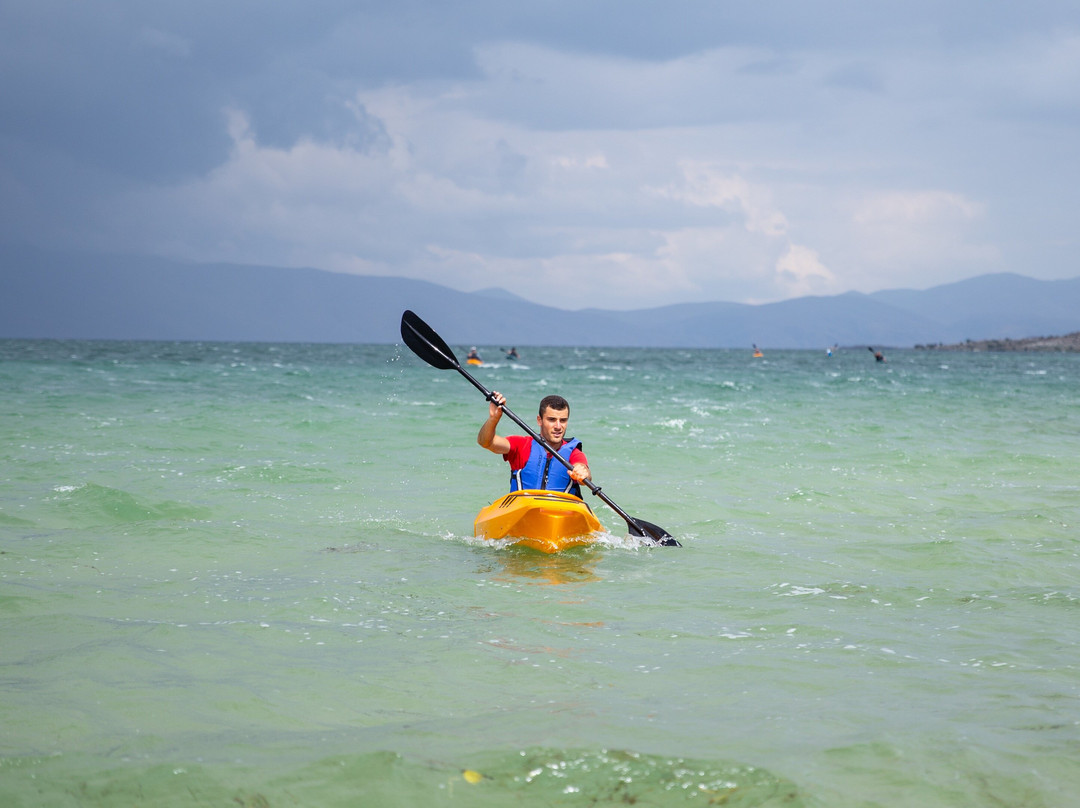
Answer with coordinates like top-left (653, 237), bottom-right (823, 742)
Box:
top-left (871, 273), bottom-right (1080, 342)
top-left (2, 244), bottom-right (1079, 348)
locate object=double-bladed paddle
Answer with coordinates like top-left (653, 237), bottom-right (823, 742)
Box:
top-left (399, 309), bottom-right (679, 546)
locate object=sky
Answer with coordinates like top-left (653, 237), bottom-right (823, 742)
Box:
top-left (2, 1), bottom-right (1079, 310)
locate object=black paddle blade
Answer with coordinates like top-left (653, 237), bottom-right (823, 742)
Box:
top-left (400, 310), bottom-right (459, 370)
top-left (627, 517), bottom-right (680, 547)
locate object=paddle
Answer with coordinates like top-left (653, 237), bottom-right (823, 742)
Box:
top-left (400, 309), bottom-right (679, 546)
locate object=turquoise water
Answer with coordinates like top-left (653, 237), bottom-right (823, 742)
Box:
top-left (2, 338), bottom-right (1079, 807)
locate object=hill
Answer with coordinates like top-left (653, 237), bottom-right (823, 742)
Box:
top-left (2, 245), bottom-right (1080, 348)
top-left (871, 273), bottom-right (1080, 342)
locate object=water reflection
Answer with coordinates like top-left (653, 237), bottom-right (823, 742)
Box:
top-left (484, 545), bottom-right (603, 586)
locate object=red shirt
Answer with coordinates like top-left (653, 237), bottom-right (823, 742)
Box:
top-left (504, 434), bottom-right (587, 471)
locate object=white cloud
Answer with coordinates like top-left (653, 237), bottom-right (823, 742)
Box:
top-left (656, 164), bottom-right (790, 237)
top-left (775, 244), bottom-right (837, 298)
top-left (845, 189), bottom-right (997, 288)
top-left (853, 190), bottom-right (981, 225)
top-left (551, 154), bottom-right (609, 170)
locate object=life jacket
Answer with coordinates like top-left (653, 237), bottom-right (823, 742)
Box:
top-left (510, 438), bottom-right (582, 497)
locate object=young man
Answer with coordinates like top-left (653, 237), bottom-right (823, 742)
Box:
top-left (477, 392), bottom-right (591, 497)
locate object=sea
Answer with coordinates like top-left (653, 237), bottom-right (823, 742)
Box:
top-left (2, 337), bottom-right (1078, 807)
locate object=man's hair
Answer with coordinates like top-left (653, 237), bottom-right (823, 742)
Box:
top-left (538, 394), bottom-right (570, 417)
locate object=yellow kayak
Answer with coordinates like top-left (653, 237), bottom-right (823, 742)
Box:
top-left (474, 489), bottom-right (605, 553)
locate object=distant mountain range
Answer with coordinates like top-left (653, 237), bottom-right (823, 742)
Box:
top-left (3, 244), bottom-right (1080, 348)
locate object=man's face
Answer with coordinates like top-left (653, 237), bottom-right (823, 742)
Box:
top-left (537, 406), bottom-right (569, 446)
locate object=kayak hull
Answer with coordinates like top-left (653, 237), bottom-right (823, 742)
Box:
top-left (474, 490), bottom-right (605, 553)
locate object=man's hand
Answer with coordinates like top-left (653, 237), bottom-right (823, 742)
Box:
top-left (478, 391), bottom-right (510, 453)
top-left (569, 463), bottom-right (590, 483)
top-left (488, 391), bottom-right (506, 420)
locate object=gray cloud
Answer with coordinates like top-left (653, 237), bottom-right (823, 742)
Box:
top-left (2, 1), bottom-right (1078, 309)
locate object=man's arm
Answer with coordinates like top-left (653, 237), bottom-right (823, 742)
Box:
top-left (477, 391), bottom-right (512, 455)
top-left (569, 447), bottom-right (590, 483)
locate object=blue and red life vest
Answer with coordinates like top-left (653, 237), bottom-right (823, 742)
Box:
top-left (510, 438), bottom-right (582, 497)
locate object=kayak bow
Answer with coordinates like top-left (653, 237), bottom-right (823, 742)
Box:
top-left (474, 489), bottom-right (605, 553)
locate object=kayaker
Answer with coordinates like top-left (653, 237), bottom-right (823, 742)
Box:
top-left (477, 392), bottom-right (591, 496)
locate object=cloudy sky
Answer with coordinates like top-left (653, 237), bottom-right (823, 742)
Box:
top-left (2, 1), bottom-right (1078, 310)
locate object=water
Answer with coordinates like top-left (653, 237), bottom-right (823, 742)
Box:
top-left (2, 339), bottom-right (1079, 807)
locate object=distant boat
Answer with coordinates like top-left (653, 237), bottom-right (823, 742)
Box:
top-left (752, 344), bottom-right (764, 358)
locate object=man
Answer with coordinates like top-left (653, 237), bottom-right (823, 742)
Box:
top-left (478, 392), bottom-right (591, 497)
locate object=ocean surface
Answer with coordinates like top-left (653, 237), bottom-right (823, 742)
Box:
top-left (2, 337), bottom-right (1078, 807)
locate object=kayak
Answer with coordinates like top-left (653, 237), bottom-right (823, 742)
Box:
top-left (474, 490), bottom-right (604, 552)
top-left (466, 357), bottom-right (483, 366)
top-left (474, 489), bottom-right (605, 553)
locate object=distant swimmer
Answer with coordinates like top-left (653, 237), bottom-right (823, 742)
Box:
top-left (466, 347), bottom-right (482, 365)
top-left (752, 344), bottom-right (764, 358)
top-left (505, 347), bottom-right (519, 360)
top-left (868, 346), bottom-right (886, 363)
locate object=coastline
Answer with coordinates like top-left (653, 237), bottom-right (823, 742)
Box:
top-left (916, 331), bottom-right (1080, 352)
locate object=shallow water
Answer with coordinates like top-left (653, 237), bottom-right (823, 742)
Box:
top-left (2, 339), bottom-right (1079, 806)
